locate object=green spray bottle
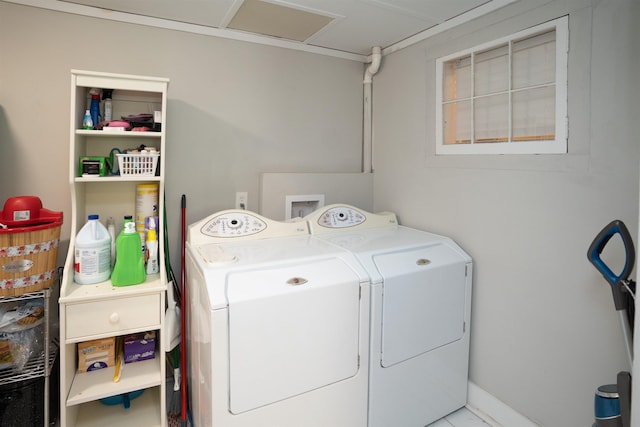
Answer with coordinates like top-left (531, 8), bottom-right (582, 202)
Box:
top-left (111, 215), bottom-right (146, 286)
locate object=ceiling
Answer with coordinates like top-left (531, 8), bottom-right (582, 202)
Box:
top-left (14, 0), bottom-right (517, 61)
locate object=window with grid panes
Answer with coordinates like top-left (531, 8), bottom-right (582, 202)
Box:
top-left (435, 16), bottom-right (568, 155)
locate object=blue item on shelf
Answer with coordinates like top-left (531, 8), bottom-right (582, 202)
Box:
top-left (99, 389), bottom-right (144, 409)
top-left (90, 93), bottom-right (100, 128)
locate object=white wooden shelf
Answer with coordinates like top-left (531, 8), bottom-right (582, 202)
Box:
top-left (74, 176), bottom-right (161, 183)
top-left (75, 130), bottom-right (162, 138)
top-left (60, 274), bottom-right (164, 304)
top-left (74, 387), bottom-right (162, 427)
top-left (60, 70), bottom-right (168, 427)
top-left (67, 357), bottom-right (161, 406)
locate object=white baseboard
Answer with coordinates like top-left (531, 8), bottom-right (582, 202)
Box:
top-left (466, 382), bottom-right (540, 427)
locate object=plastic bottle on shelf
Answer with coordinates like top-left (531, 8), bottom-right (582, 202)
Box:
top-left (82, 110), bottom-right (93, 130)
top-left (103, 89), bottom-right (113, 122)
top-left (145, 217), bottom-right (159, 274)
top-left (89, 88), bottom-right (101, 128)
top-left (74, 214), bottom-right (111, 284)
top-left (136, 183), bottom-right (159, 254)
top-left (111, 215), bottom-right (146, 286)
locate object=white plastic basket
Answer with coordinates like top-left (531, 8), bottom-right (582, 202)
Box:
top-left (116, 153), bottom-right (159, 176)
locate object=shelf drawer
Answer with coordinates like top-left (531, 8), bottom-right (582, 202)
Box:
top-left (65, 294), bottom-right (160, 341)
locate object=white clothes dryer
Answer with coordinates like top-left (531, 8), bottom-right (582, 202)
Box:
top-left (185, 209), bottom-right (371, 427)
top-left (305, 204), bottom-right (473, 427)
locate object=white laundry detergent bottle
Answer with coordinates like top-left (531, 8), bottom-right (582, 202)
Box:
top-left (74, 214), bottom-right (112, 284)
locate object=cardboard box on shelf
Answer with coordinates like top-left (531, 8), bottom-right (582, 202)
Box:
top-left (77, 337), bottom-right (115, 373)
top-left (124, 331), bottom-right (156, 364)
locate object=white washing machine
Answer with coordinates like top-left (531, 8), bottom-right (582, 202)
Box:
top-left (305, 204), bottom-right (473, 427)
top-left (185, 209), bottom-right (371, 427)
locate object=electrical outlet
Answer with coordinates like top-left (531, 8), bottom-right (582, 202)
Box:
top-left (236, 192), bottom-right (248, 210)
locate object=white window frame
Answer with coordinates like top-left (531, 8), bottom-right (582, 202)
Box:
top-left (435, 16), bottom-right (569, 155)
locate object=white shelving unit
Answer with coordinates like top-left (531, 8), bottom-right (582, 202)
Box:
top-left (60, 70), bottom-right (168, 427)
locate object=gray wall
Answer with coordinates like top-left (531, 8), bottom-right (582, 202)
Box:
top-left (372, 0), bottom-right (640, 425)
top-left (0, 2), bottom-right (366, 273)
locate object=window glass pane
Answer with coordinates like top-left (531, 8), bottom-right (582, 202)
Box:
top-left (474, 44), bottom-right (508, 96)
top-left (443, 56), bottom-right (471, 101)
top-left (436, 17), bottom-right (567, 155)
top-left (474, 94), bottom-right (508, 143)
top-left (512, 86), bottom-right (555, 141)
top-left (443, 101), bottom-right (471, 145)
top-left (512, 30), bottom-right (556, 89)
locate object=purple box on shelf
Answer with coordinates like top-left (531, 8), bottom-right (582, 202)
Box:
top-left (123, 331), bottom-right (156, 364)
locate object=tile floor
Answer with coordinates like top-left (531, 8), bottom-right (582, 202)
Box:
top-left (50, 406), bottom-right (493, 427)
top-left (428, 407), bottom-right (495, 427)
top-left (52, 404), bottom-right (495, 427)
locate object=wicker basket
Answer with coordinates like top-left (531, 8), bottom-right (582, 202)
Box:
top-left (0, 197), bottom-right (63, 296)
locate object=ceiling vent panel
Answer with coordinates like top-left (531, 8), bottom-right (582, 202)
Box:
top-left (227, 0), bottom-right (335, 42)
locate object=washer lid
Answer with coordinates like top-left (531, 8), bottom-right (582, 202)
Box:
top-left (187, 234), bottom-right (370, 310)
top-left (196, 244), bottom-right (237, 266)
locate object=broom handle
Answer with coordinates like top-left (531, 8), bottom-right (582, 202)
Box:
top-left (619, 310), bottom-right (633, 367)
top-left (180, 194), bottom-right (187, 424)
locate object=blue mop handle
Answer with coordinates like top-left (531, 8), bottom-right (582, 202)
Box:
top-left (588, 219), bottom-right (635, 290)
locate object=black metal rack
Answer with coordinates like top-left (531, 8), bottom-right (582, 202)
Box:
top-left (0, 287), bottom-right (59, 426)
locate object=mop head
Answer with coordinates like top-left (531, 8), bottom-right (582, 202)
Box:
top-left (165, 280), bottom-right (182, 352)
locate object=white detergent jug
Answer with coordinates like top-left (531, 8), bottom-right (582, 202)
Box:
top-left (74, 214), bottom-right (112, 284)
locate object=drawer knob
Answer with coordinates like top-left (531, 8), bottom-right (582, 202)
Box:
top-left (109, 312), bottom-right (120, 323)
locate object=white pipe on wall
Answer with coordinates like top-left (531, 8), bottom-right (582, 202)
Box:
top-left (363, 46), bottom-right (382, 173)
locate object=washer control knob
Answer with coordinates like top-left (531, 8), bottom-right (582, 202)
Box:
top-left (228, 218), bottom-right (243, 229)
